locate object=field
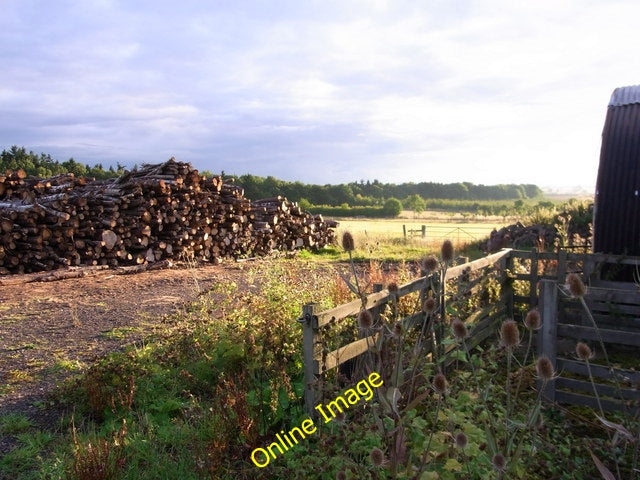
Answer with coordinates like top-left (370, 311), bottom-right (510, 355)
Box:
top-left (313, 211), bottom-right (511, 263)
top-left (0, 216), bottom-right (636, 480)
top-left (335, 215), bottom-right (509, 247)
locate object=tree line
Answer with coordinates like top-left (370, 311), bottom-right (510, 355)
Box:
top-left (2, 145), bottom-right (543, 211)
top-left (0, 146), bottom-right (125, 180)
top-left (231, 173), bottom-right (542, 207)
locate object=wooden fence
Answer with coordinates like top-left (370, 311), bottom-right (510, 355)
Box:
top-left (298, 248), bottom-right (640, 415)
top-left (538, 278), bottom-right (640, 412)
top-left (297, 249), bottom-right (512, 415)
top-left (402, 224), bottom-right (426, 239)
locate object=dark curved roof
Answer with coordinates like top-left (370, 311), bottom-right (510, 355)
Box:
top-left (593, 85), bottom-right (640, 256)
top-left (609, 85), bottom-right (640, 107)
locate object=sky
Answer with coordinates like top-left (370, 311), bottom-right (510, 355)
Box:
top-left (2, 0), bottom-right (640, 192)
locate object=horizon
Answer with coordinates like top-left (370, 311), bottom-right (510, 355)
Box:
top-left (2, 1), bottom-right (637, 191)
top-left (2, 144), bottom-right (594, 197)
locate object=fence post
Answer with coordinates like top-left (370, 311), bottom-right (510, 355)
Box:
top-left (529, 248), bottom-right (539, 309)
top-left (556, 249), bottom-right (567, 283)
top-left (403, 224), bottom-right (407, 239)
top-left (501, 249), bottom-right (514, 318)
top-left (538, 280), bottom-right (558, 402)
top-left (421, 225), bottom-right (426, 238)
top-left (299, 303), bottom-right (320, 416)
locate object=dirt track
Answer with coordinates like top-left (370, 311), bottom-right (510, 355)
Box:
top-left (0, 263), bottom-right (245, 437)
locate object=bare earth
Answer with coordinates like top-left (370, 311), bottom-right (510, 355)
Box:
top-left (0, 263), bottom-right (246, 451)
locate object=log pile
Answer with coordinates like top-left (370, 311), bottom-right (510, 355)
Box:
top-left (486, 222), bottom-right (559, 252)
top-left (0, 159), bottom-right (336, 274)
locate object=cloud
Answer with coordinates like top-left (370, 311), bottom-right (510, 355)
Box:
top-left (2, 0), bottom-right (640, 189)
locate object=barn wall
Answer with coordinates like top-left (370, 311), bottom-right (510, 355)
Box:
top-left (593, 87), bottom-right (640, 256)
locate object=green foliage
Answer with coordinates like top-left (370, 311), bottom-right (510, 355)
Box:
top-left (232, 173), bottom-right (543, 206)
top-left (1, 145), bottom-right (124, 179)
top-left (404, 193), bottom-right (426, 215)
top-left (309, 205), bottom-right (388, 218)
top-left (0, 413), bottom-right (33, 435)
top-left (382, 197), bottom-right (403, 217)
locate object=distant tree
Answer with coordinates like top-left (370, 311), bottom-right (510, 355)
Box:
top-left (298, 198), bottom-right (312, 210)
top-left (383, 197), bottom-right (403, 217)
top-left (405, 194), bottom-right (426, 217)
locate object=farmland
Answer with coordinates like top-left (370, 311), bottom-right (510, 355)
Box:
top-left (335, 214), bottom-right (510, 247)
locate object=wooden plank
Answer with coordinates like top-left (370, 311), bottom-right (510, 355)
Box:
top-left (467, 301), bottom-right (507, 327)
top-left (562, 311), bottom-right (640, 330)
top-left (555, 390), bottom-right (627, 413)
top-left (557, 323), bottom-right (640, 347)
top-left (318, 333), bottom-right (380, 372)
top-left (395, 277), bottom-right (428, 298)
top-left (587, 287), bottom-right (640, 305)
top-left (556, 377), bottom-right (640, 401)
top-left (590, 279), bottom-right (640, 291)
top-left (567, 252), bottom-right (640, 266)
top-left (316, 290), bottom-right (390, 327)
top-left (444, 248), bottom-right (512, 281)
top-left (511, 251), bottom-right (533, 260)
top-left (538, 280), bottom-right (558, 401)
top-left (588, 302), bottom-right (640, 316)
top-left (557, 358), bottom-right (640, 383)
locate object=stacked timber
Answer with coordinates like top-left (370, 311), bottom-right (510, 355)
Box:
top-left (249, 197), bottom-right (334, 256)
top-left (486, 222), bottom-right (559, 252)
top-left (0, 159), bottom-right (335, 274)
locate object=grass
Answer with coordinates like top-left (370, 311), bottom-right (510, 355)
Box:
top-left (49, 357), bottom-right (86, 373)
top-left (298, 215), bottom-right (502, 263)
top-left (100, 326), bottom-right (141, 340)
top-left (1, 413), bottom-right (34, 435)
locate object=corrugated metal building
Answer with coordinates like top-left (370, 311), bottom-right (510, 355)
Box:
top-left (593, 85), bottom-right (640, 256)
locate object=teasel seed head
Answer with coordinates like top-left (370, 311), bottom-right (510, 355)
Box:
top-left (370, 447), bottom-right (385, 467)
top-left (524, 309), bottom-right (541, 330)
top-left (441, 239), bottom-right (454, 263)
top-left (392, 321), bottom-right (404, 339)
top-left (500, 319), bottom-right (520, 349)
top-left (421, 255), bottom-right (439, 273)
top-left (422, 296), bottom-right (436, 314)
top-left (432, 372), bottom-right (448, 394)
top-left (357, 308), bottom-right (373, 329)
top-left (455, 431), bottom-right (468, 449)
top-left (452, 318), bottom-right (468, 341)
top-left (341, 231), bottom-right (355, 252)
top-left (536, 356), bottom-right (555, 381)
top-left (491, 453), bottom-right (507, 472)
top-left (566, 273), bottom-right (586, 298)
top-left (576, 342), bottom-right (594, 361)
